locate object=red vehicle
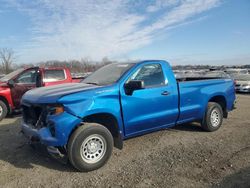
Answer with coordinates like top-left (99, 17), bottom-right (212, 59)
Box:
top-left (0, 67), bottom-right (81, 120)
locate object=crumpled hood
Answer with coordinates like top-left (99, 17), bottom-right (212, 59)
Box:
top-left (22, 83), bottom-right (100, 104)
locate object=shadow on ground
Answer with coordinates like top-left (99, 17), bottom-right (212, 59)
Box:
top-left (0, 118), bottom-right (76, 172)
top-left (0, 117), bottom-right (205, 172)
top-left (172, 122), bottom-right (204, 132)
top-left (215, 166), bottom-right (250, 188)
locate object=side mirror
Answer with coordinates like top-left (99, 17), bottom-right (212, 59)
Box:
top-left (124, 80), bottom-right (144, 95)
top-left (7, 79), bottom-right (15, 88)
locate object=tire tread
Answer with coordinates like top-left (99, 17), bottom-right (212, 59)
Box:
top-left (67, 123), bottom-right (113, 172)
top-left (202, 102), bottom-right (223, 132)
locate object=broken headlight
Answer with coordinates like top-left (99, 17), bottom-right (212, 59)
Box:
top-left (47, 104), bottom-right (64, 115)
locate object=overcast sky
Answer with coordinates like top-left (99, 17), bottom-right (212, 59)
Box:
top-left (0, 0), bottom-right (250, 65)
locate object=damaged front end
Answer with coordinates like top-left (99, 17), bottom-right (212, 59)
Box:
top-left (21, 102), bottom-right (82, 162)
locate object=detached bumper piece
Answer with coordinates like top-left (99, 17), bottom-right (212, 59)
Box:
top-left (21, 122), bottom-right (58, 146)
top-left (47, 146), bottom-right (68, 164)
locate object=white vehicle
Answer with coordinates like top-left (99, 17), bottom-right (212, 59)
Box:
top-left (205, 71), bottom-right (231, 78)
top-left (234, 74), bottom-right (250, 93)
top-left (225, 68), bottom-right (249, 75)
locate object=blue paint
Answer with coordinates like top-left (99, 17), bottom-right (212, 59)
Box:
top-left (21, 60), bottom-right (236, 147)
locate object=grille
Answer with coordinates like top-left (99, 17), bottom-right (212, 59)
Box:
top-left (22, 104), bottom-right (47, 128)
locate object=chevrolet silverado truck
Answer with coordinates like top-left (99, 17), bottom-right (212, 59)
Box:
top-left (0, 67), bottom-right (81, 121)
top-left (21, 60), bottom-right (236, 172)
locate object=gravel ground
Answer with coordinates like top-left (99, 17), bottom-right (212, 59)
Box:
top-left (0, 94), bottom-right (249, 188)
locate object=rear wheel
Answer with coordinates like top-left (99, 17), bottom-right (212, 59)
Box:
top-left (201, 102), bottom-right (223, 132)
top-left (68, 123), bottom-right (113, 172)
top-left (0, 101), bottom-right (8, 121)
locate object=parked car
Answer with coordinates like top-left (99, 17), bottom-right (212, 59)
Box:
top-left (173, 70), bottom-right (202, 79)
top-left (204, 71), bottom-right (231, 79)
top-left (233, 74), bottom-right (250, 93)
top-left (21, 60), bottom-right (236, 172)
top-left (0, 74), bottom-right (5, 79)
top-left (225, 68), bottom-right (249, 76)
top-left (0, 67), bottom-right (82, 120)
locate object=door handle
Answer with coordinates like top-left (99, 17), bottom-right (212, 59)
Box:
top-left (161, 91), bottom-right (170, 96)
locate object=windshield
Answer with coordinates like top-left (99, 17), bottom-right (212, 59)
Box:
top-left (82, 63), bottom-right (135, 85)
top-left (0, 68), bottom-right (25, 82)
top-left (234, 74), bottom-right (250, 81)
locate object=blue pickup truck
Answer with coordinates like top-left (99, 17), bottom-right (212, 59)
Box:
top-left (21, 60), bottom-right (236, 171)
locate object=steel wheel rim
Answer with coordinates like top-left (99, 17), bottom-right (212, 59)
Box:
top-left (80, 134), bottom-right (107, 164)
top-left (210, 109), bottom-right (220, 127)
top-left (0, 105), bottom-right (3, 117)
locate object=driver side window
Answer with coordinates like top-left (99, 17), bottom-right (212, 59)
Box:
top-left (128, 64), bottom-right (165, 88)
top-left (16, 69), bottom-right (37, 84)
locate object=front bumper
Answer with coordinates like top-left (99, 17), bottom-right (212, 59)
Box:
top-left (22, 122), bottom-right (57, 145)
top-left (238, 88), bottom-right (250, 93)
top-left (236, 86), bottom-right (250, 93)
top-left (21, 111), bottom-right (82, 146)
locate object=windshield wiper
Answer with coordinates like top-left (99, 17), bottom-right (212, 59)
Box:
top-left (85, 82), bottom-right (99, 86)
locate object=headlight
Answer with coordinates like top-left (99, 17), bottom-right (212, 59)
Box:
top-left (47, 104), bottom-right (64, 115)
top-left (242, 84), bottom-right (250, 88)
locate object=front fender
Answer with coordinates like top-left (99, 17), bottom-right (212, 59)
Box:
top-left (0, 88), bottom-right (14, 110)
top-left (58, 85), bottom-right (124, 137)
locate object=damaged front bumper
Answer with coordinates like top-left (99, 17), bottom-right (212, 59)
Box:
top-left (47, 146), bottom-right (68, 164)
top-left (21, 110), bottom-right (82, 160)
top-left (21, 111), bottom-right (82, 146)
top-left (21, 122), bottom-right (58, 145)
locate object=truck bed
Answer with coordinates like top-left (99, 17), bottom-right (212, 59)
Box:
top-left (176, 77), bottom-right (235, 125)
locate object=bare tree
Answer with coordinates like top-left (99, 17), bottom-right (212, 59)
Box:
top-left (0, 48), bottom-right (15, 74)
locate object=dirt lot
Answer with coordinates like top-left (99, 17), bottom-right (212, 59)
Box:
top-left (0, 94), bottom-right (249, 188)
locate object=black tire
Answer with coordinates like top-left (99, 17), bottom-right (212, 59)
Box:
top-left (0, 100), bottom-right (8, 121)
top-left (201, 102), bottom-right (223, 132)
top-left (68, 123), bottom-right (113, 172)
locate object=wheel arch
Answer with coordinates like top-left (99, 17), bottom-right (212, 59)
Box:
top-left (208, 95), bottom-right (227, 118)
top-left (0, 96), bottom-right (10, 114)
top-left (69, 112), bottom-right (123, 150)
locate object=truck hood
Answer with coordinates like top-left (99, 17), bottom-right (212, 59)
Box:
top-left (22, 83), bottom-right (100, 104)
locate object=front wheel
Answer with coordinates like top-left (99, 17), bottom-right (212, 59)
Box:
top-left (0, 101), bottom-right (8, 121)
top-left (68, 123), bottom-right (113, 172)
top-left (201, 102), bottom-right (223, 132)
